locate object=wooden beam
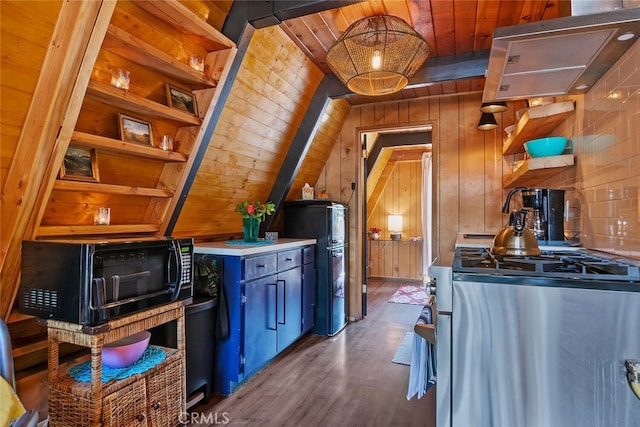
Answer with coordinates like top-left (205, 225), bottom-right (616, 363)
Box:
top-left (389, 149), bottom-right (430, 162)
top-left (223, 0), bottom-right (364, 42)
top-left (408, 50), bottom-right (490, 89)
top-left (367, 160), bottom-right (397, 220)
top-left (367, 132), bottom-right (431, 176)
top-left (262, 75), bottom-right (344, 232)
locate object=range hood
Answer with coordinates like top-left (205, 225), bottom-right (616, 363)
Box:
top-left (483, 7), bottom-right (640, 101)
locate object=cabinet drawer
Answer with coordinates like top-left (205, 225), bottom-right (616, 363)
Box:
top-left (245, 254), bottom-right (278, 280)
top-left (278, 249), bottom-right (301, 270)
top-left (303, 246), bottom-right (315, 264)
top-left (103, 379), bottom-right (149, 426)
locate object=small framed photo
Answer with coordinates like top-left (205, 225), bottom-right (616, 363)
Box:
top-left (166, 84), bottom-right (197, 115)
top-left (59, 146), bottom-right (99, 182)
top-left (118, 113), bottom-right (153, 146)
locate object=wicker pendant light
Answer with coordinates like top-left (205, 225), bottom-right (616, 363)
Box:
top-left (326, 15), bottom-right (430, 96)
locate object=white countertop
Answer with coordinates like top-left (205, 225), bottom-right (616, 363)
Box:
top-left (194, 238), bottom-right (317, 256)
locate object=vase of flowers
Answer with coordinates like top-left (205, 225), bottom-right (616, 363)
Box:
top-left (368, 227), bottom-right (381, 240)
top-left (235, 200), bottom-right (276, 242)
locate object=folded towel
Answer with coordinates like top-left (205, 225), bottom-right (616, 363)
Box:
top-left (407, 304), bottom-right (436, 400)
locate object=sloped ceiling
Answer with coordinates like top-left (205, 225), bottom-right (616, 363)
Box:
top-left (278, 0), bottom-right (568, 104)
top-left (171, 25), bottom-right (330, 238)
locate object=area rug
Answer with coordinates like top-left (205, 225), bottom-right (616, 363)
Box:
top-left (392, 332), bottom-right (413, 365)
top-left (388, 285), bottom-right (427, 305)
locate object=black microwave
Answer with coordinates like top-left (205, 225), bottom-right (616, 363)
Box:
top-left (19, 238), bottom-right (193, 326)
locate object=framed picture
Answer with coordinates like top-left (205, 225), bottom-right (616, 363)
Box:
top-left (166, 84), bottom-right (197, 115)
top-left (59, 146), bottom-right (99, 182)
top-left (118, 113), bottom-right (153, 146)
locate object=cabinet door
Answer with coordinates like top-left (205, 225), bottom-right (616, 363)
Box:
top-left (146, 359), bottom-right (183, 426)
top-left (302, 261), bottom-right (316, 334)
top-left (276, 266), bottom-right (302, 352)
top-left (243, 275), bottom-right (277, 376)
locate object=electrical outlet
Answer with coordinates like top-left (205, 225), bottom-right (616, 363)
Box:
top-left (351, 182), bottom-right (356, 190)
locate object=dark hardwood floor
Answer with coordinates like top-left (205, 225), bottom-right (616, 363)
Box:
top-left (187, 278), bottom-right (436, 426)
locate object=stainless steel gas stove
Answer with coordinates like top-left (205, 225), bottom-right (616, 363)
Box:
top-left (454, 246), bottom-right (640, 283)
top-left (430, 245), bottom-right (640, 427)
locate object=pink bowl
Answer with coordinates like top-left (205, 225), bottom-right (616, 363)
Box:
top-left (102, 331), bottom-right (151, 368)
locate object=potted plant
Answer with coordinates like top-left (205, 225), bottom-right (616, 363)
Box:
top-left (368, 227), bottom-right (382, 240)
top-left (235, 200), bottom-right (275, 242)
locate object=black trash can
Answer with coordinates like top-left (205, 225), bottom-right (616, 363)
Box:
top-left (184, 296), bottom-right (218, 399)
top-left (151, 296), bottom-right (218, 403)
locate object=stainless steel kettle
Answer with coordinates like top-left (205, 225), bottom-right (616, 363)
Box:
top-left (491, 209), bottom-right (541, 256)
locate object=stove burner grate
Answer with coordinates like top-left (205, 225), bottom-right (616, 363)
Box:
top-left (454, 247), bottom-right (640, 281)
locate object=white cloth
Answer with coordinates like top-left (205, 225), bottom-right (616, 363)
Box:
top-left (407, 304), bottom-right (436, 400)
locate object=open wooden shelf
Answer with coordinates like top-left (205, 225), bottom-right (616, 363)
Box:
top-left (135, 0), bottom-right (233, 51)
top-left (86, 81), bottom-right (202, 125)
top-left (102, 24), bottom-right (216, 89)
top-left (503, 154), bottom-right (574, 188)
top-left (38, 224), bottom-right (161, 237)
top-left (502, 101), bottom-right (575, 155)
top-left (53, 180), bottom-right (174, 197)
top-left (34, 0), bottom-right (236, 242)
top-left (71, 131), bottom-right (188, 162)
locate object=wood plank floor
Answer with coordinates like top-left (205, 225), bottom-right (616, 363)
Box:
top-left (187, 278), bottom-right (436, 426)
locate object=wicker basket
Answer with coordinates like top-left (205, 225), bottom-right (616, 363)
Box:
top-left (49, 349), bottom-right (182, 426)
top-left (46, 301), bottom-right (187, 427)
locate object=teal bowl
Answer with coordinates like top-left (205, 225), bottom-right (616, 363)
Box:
top-left (524, 137), bottom-right (568, 158)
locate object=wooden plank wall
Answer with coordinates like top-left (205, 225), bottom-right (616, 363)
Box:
top-left (320, 93), bottom-right (514, 319)
top-left (368, 160), bottom-right (423, 240)
top-left (367, 160), bottom-right (423, 280)
top-left (0, 0), bottom-right (62, 184)
top-left (172, 25), bottom-right (325, 238)
top-left (368, 240), bottom-right (422, 279)
top-left (286, 98), bottom-right (351, 201)
top-left (1, 0), bottom-right (112, 320)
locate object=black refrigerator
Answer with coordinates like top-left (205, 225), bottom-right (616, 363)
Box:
top-left (284, 200), bottom-right (347, 336)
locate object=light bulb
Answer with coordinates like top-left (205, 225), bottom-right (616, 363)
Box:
top-left (371, 50), bottom-right (381, 70)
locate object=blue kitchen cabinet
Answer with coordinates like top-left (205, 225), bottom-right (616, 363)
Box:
top-left (196, 240), bottom-right (315, 396)
top-left (243, 274), bottom-right (278, 376)
top-left (276, 265), bottom-right (302, 352)
top-left (244, 257), bottom-right (302, 375)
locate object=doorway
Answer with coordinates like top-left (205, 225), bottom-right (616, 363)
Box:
top-left (359, 126), bottom-right (433, 316)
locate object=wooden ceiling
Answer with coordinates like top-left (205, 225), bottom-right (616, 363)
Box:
top-left (277, 0), bottom-right (570, 104)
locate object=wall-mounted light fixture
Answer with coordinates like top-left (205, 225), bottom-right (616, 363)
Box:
top-left (477, 112), bottom-right (498, 131)
top-left (388, 215), bottom-right (403, 240)
top-left (480, 101), bottom-right (507, 113)
top-left (326, 15), bottom-right (430, 96)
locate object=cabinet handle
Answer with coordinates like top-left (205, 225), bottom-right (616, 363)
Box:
top-left (137, 413), bottom-right (146, 422)
top-left (257, 264), bottom-right (265, 268)
top-left (152, 402), bottom-right (161, 410)
top-left (277, 279), bottom-right (286, 325)
top-left (286, 258), bottom-right (293, 261)
top-left (267, 283), bottom-right (277, 330)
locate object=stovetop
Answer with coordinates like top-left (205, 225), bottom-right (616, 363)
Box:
top-left (454, 247), bottom-right (640, 282)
